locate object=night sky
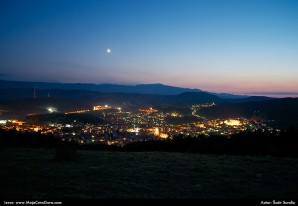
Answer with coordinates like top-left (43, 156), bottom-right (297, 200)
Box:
top-left (0, 0), bottom-right (297, 95)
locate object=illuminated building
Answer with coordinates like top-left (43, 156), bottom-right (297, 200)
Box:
top-left (159, 133), bottom-right (168, 138)
top-left (93, 105), bottom-right (105, 110)
top-left (139, 107), bottom-right (158, 113)
top-left (154, 127), bottom-right (159, 136)
top-left (0, 120), bottom-right (7, 124)
top-left (224, 119), bottom-right (242, 126)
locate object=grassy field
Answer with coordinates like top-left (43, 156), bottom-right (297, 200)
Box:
top-left (1, 147), bottom-right (298, 199)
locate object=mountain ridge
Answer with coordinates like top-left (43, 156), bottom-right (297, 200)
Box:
top-left (0, 80), bottom-right (201, 95)
top-left (0, 79), bottom-right (248, 99)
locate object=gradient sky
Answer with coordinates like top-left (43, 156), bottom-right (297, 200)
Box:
top-left (0, 0), bottom-right (297, 96)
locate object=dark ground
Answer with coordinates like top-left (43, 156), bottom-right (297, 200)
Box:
top-left (1, 147), bottom-right (298, 199)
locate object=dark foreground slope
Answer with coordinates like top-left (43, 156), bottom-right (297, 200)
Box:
top-left (1, 147), bottom-right (298, 199)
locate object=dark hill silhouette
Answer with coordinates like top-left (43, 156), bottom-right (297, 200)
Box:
top-left (98, 83), bottom-right (203, 95)
top-left (200, 98), bottom-right (298, 128)
top-left (226, 96), bottom-right (273, 103)
top-left (169, 92), bottom-right (221, 104)
top-left (0, 91), bottom-right (222, 119)
top-left (0, 80), bottom-right (250, 99)
top-left (0, 80), bottom-right (202, 95)
top-left (209, 92), bottom-right (248, 99)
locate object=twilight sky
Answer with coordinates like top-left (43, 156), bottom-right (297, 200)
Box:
top-left (0, 0), bottom-right (297, 96)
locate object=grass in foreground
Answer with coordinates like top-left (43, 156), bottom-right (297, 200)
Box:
top-left (1, 147), bottom-right (298, 199)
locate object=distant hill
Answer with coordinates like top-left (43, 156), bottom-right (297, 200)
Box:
top-left (0, 80), bottom-right (249, 99)
top-left (169, 92), bottom-right (222, 104)
top-left (209, 92), bottom-right (248, 99)
top-left (97, 83), bottom-right (204, 95)
top-left (0, 81), bottom-right (298, 127)
top-left (200, 98), bottom-right (298, 128)
top-left (0, 80), bottom-right (203, 95)
top-left (226, 96), bottom-right (274, 103)
top-left (0, 90), bottom-right (223, 119)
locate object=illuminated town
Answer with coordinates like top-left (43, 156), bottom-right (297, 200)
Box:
top-left (0, 103), bottom-right (274, 146)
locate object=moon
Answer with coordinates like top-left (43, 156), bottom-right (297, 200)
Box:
top-left (107, 48), bottom-right (111, 53)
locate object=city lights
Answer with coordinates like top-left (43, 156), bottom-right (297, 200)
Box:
top-left (0, 103), bottom-right (274, 146)
top-left (224, 119), bottom-right (242, 126)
